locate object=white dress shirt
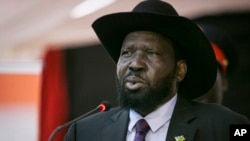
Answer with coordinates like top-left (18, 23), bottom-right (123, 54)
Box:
top-left (126, 94), bottom-right (177, 141)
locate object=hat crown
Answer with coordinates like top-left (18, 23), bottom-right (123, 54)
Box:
top-left (132, 0), bottom-right (179, 16)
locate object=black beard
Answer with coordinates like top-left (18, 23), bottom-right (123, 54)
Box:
top-left (116, 71), bottom-right (176, 115)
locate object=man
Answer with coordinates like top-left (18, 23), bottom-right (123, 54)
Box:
top-left (65, 1), bottom-right (249, 141)
top-left (194, 23), bottom-right (238, 104)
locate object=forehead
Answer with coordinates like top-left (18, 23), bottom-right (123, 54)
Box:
top-left (122, 31), bottom-right (174, 50)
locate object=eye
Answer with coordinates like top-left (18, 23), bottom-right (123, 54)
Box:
top-left (147, 50), bottom-right (159, 56)
top-left (147, 51), bottom-right (154, 55)
top-left (121, 50), bottom-right (132, 57)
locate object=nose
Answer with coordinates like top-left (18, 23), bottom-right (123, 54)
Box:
top-left (128, 52), bottom-right (146, 72)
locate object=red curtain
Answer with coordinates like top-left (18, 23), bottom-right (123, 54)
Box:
top-left (39, 47), bottom-right (69, 141)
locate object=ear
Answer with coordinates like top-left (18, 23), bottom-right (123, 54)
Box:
top-left (176, 60), bottom-right (187, 82)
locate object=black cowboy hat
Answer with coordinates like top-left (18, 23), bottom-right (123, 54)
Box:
top-left (92, 0), bottom-right (217, 100)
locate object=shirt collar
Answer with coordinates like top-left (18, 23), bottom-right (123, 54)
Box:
top-left (128, 94), bottom-right (177, 132)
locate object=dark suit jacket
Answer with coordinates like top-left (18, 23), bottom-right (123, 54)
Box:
top-left (64, 95), bottom-right (249, 141)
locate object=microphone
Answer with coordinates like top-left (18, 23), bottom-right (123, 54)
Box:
top-left (48, 101), bottom-right (111, 141)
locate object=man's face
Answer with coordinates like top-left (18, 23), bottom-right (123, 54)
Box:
top-left (116, 31), bottom-right (179, 115)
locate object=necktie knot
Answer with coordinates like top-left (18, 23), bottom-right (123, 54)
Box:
top-left (134, 119), bottom-right (150, 141)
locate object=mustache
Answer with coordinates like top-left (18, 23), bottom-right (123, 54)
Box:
top-left (122, 72), bottom-right (147, 83)
top-left (123, 71), bottom-right (143, 78)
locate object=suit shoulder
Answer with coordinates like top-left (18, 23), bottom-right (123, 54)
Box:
top-left (192, 102), bottom-right (249, 123)
top-left (76, 107), bottom-right (121, 123)
top-left (65, 107), bottom-right (128, 140)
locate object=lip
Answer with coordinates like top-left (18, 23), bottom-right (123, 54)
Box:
top-left (124, 76), bottom-right (145, 91)
top-left (126, 76), bottom-right (144, 82)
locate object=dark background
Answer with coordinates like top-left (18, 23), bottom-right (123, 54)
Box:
top-left (64, 44), bottom-right (118, 120)
top-left (193, 11), bottom-right (250, 118)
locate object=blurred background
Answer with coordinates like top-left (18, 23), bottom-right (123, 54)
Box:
top-left (0, 0), bottom-right (250, 141)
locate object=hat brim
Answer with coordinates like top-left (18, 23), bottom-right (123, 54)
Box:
top-left (197, 22), bottom-right (238, 74)
top-left (92, 12), bottom-right (217, 100)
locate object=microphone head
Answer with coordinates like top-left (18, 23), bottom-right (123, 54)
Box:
top-left (99, 101), bottom-right (111, 112)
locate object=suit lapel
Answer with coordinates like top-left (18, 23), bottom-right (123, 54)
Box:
top-left (166, 95), bottom-right (198, 141)
top-left (99, 96), bottom-right (198, 141)
top-left (101, 108), bottom-right (129, 141)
